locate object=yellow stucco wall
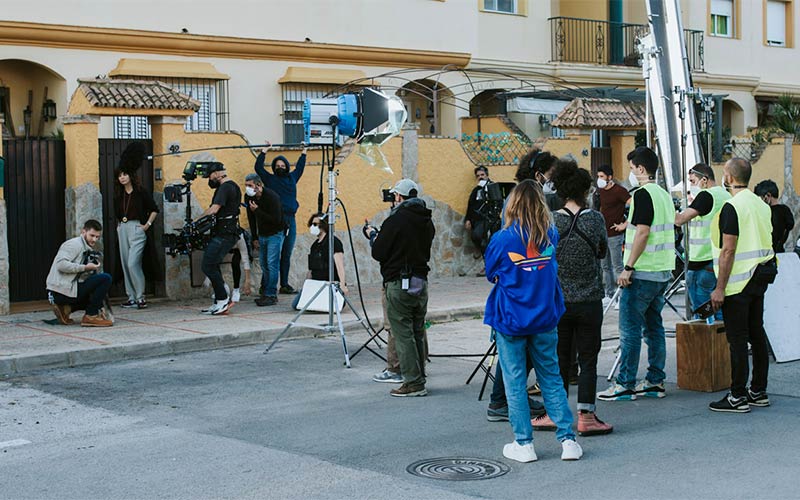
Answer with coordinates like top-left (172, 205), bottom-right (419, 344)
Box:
top-left (0, 59), bottom-right (67, 139)
top-left (710, 138), bottom-right (786, 191)
top-left (610, 134), bottom-right (636, 179)
top-left (460, 116), bottom-right (514, 136)
top-left (542, 135), bottom-right (592, 171)
top-left (64, 120), bottom-right (99, 187)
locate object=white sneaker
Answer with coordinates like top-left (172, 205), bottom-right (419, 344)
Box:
top-left (503, 441), bottom-right (537, 463)
top-left (203, 299), bottom-right (233, 316)
top-left (561, 439), bottom-right (583, 461)
top-left (232, 288), bottom-right (241, 303)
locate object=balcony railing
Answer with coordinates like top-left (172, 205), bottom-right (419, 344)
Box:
top-left (549, 17), bottom-right (704, 72)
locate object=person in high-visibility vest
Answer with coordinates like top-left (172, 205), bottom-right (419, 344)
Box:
top-left (597, 146), bottom-right (675, 402)
top-left (709, 158), bottom-right (775, 413)
top-left (674, 163), bottom-right (731, 320)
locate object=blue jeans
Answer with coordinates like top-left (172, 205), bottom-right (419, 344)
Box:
top-left (686, 266), bottom-right (723, 320)
top-left (493, 329), bottom-right (575, 445)
top-left (259, 233), bottom-right (284, 298)
top-left (602, 235), bottom-right (625, 298)
top-left (616, 279), bottom-right (669, 389)
top-left (202, 235), bottom-right (237, 301)
top-left (280, 214), bottom-right (296, 288)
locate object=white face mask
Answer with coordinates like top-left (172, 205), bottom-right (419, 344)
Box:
top-left (245, 186), bottom-right (257, 198)
top-left (628, 171), bottom-right (640, 188)
top-left (309, 225), bottom-right (321, 236)
top-left (689, 185), bottom-right (701, 198)
top-left (542, 181), bottom-right (556, 195)
top-left (596, 178), bottom-right (608, 190)
top-left (478, 179), bottom-right (488, 188)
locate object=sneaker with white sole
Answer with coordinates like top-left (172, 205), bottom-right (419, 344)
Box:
top-left (635, 380), bottom-right (666, 398)
top-left (503, 441), bottom-right (537, 463)
top-left (709, 393), bottom-right (750, 413)
top-left (231, 288), bottom-right (241, 303)
top-left (372, 370), bottom-right (403, 384)
top-left (211, 284), bottom-right (231, 301)
top-left (561, 439), bottom-right (583, 461)
top-left (597, 383), bottom-right (637, 401)
top-left (746, 388), bottom-right (770, 407)
top-left (203, 299), bottom-right (233, 316)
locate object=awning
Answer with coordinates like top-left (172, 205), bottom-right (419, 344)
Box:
top-left (109, 58), bottom-right (230, 80)
top-left (278, 66), bottom-right (371, 86)
top-left (551, 98), bottom-right (646, 129)
top-left (506, 97), bottom-right (569, 115)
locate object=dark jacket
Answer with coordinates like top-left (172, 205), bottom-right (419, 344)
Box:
top-left (371, 198), bottom-right (435, 283)
top-left (245, 187), bottom-right (284, 238)
top-left (254, 152), bottom-right (306, 216)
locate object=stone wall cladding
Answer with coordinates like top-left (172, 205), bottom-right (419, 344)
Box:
top-left (0, 201), bottom-right (9, 315)
top-left (65, 182), bottom-right (103, 241)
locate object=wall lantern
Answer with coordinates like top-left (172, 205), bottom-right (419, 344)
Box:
top-left (43, 99), bottom-right (57, 121)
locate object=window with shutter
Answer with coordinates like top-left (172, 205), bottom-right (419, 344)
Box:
top-left (767, 0), bottom-right (788, 46)
top-left (710, 0), bottom-right (734, 37)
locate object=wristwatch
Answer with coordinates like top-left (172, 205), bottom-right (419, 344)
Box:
top-left (624, 265), bottom-right (635, 272)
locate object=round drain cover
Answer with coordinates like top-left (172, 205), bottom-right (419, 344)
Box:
top-left (406, 457), bottom-right (510, 481)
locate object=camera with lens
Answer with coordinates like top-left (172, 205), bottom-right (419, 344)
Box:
top-left (82, 250), bottom-right (102, 266)
top-left (182, 161), bottom-right (223, 182)
top-left (381, 188), bottom-right (394, 203)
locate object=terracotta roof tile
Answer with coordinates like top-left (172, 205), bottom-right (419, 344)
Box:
top-left (551, 98), bottom-right (646, 129)
top-left (77, 78), bottom-right (201, 111)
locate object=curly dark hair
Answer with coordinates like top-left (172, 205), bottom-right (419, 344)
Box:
top-left (551, 157), bottom-right (592, 204)
top-left (516, 148), bottom-right (557, 182)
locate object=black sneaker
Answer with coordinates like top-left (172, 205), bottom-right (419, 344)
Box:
top-left (486, 398), bottom-right (545, 422)
top-left (529, 398), bottom-right (546, 418)
top-left (137, 299), bottom-right (148, 310)
top-left (255, 295), bottom-right (278, 307)
top-left (746, 389), bottom-right (770, 407)
top-left (120, 300), bottom-right (138, 309)
top-left (709, 393), bottom-right (751, 413)
top-left (279, 285), bottom-right (297, 294)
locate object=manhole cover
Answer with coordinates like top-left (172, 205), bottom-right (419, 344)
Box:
top-left (406, 457), bottom-right (510, 481)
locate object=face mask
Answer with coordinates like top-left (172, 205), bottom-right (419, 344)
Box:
top-left (208, 178), bottom-right (221, 189)
top-left (478, 179), bottom-right (488, 188)
top-left (596, 178), bottom-right (608, 190)
top-left (628, 171), bottom-right (640, 188)
top-left (275, 167), bottom-right (289, 177)
top-left (245, 186), bottom-right (257, 198)
top-left (542, 181), bottom-right (556, 195)
top-left (689, 185), bottom-right (701, 198)
top-left (309, 225), bottom-right (321, 236)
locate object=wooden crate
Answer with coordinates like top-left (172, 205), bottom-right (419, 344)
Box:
top-left (676, 321), bottom-right (731, 392)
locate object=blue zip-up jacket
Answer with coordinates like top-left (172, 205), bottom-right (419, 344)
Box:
top-left (254, 152), bottom-right (306, 216)
top-left (483, 222), bottom-right (565, 336)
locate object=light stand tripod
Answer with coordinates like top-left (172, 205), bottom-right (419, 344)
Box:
top-left (264, 123), bottom-right (374, 367)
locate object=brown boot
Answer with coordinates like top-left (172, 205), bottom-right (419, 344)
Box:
top-left (577, 411), bottom-right (613, 436)
top-left (81, 313), bottom-right (113, 327)
top-left (51, 303), bottom-right (73, 325)
top-left (531, 413), bottom-right (557, 431)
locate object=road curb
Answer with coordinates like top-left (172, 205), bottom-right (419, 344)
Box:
top-left (0, 305), bottom-right (485, 377)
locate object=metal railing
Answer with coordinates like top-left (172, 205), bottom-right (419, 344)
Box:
top-left (549, 17), bottom-right (704, 72)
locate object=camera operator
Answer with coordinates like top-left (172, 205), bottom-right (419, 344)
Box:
top-left (200, 163), bottom-right (241, 315)
top-left (244, 173), bottom-right (284, 306)
top-left (365, 179), bottom-right (435, 397)
top-left (46, 219), bottom-right (113, 327)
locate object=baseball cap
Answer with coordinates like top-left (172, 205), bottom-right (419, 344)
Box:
top-left (389, 178), bottom-right (419, 197)
top-left (201, 161), bottom-right (226, 177)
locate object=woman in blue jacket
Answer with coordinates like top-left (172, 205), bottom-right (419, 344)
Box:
top-left (484, 180), bottom-right (583, 463)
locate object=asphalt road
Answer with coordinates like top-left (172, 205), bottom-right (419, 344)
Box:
top-left (1, 319), bottom-right (799, 499)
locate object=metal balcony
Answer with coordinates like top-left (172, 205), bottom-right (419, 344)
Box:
top-left (548, 17), bottom-right (704, 72)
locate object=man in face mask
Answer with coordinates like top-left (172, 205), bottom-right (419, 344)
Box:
top-left (254, 142), bottom-right (308, 296)
top-left (674, 163), bottom-right (730, 320)
top-left (754, 179), bottom-right (795, 253)
top-left (465, 166), bottom-right (491, 260)
top-left (243, 173), bottom-right (284, 306)
top-left (598, 146), bottom-right (675, 402)
top-left (198, 163), bottom-right (241, 315)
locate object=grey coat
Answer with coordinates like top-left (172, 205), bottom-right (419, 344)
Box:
top-left (45, 236), bottom-right (98, 298)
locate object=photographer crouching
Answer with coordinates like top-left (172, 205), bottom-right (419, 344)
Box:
top-left (200, 163), bottom-right (242, 315)
top-left (46, 219), bottom-right (113, 327)
top-left (365, 179), bottom-right (435, 397)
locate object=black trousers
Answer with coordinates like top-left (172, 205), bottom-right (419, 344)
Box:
top-left (51, 273), bottom-right (112, 316)
top-left (721, 278), bottom-right (770, 398)
top-left (557, 300), bottom-right (603, 407)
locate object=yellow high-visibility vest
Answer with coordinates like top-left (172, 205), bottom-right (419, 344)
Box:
top-left (624, 182), bottom-right (676, 272)
top-left (688, 185), bottom-right (731, 263)
top-left (711, 189), bottom-right (774, 296)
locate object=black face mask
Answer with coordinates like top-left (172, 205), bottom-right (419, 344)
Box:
top-left (208, 178), bottom-right (221, 189)
top-left (275, 168), bottom-right (289, 177)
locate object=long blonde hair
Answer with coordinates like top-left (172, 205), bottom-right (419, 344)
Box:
top-left (504, 179), bottom-right (552, 251)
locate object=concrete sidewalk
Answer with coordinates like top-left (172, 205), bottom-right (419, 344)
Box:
top-left (0, 277), bottom-right (493, 375)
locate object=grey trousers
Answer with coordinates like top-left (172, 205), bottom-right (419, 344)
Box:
top-left (602, 234), bottom-right (624, 298)
top-left (117, 221), bottom-right (147, 302)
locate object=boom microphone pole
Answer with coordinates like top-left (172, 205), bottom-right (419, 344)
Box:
top-left (147, 142), bottom-right (310, 160)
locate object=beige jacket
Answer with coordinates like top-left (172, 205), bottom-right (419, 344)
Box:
top-left (45, 236), bottom-right (96, 298)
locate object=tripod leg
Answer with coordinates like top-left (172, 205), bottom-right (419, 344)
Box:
top-left (466, 342), bottom-right (497, 385)
top-left (332, 288), bottom-right (351, 368)
top-left (607, 347), bottom-right (622, 382)
top-left (478, 345), bottom-right (497, 401)
top-left (264, 282), bottom-right (327, 353)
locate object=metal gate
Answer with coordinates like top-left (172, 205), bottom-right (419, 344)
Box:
top-left (2, 139), bottom-right (66, 302)
top-left (591, 147), bottom-right (612, 176)
top-left (98, 139), bottom-right (157, 297)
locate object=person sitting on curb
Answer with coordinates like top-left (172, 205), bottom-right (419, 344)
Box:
top-left (46, 219), bottom-right (113, 327)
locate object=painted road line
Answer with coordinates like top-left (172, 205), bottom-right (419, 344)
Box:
top-left (0, 439), bottom-right (32, 449)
